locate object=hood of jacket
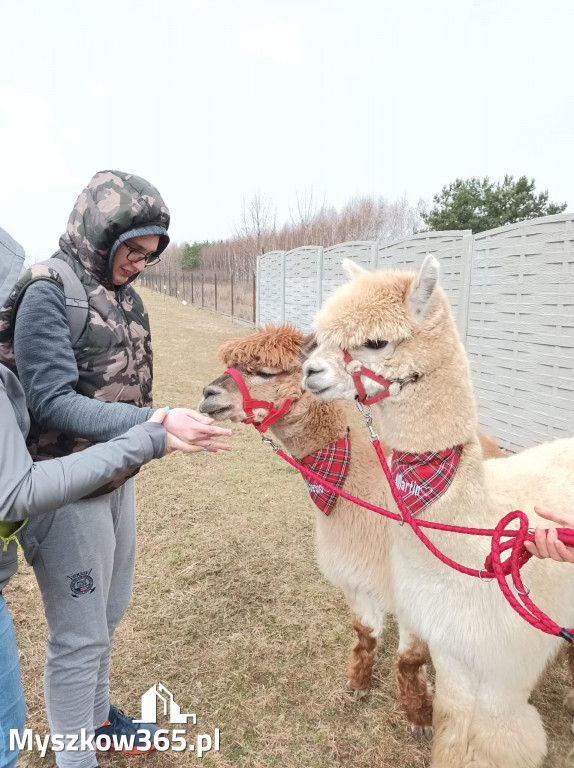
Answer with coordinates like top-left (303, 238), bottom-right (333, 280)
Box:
top-left (0, 228), bottom-right (26, 308)
top-left (58, 170), bottom-right (170, 290)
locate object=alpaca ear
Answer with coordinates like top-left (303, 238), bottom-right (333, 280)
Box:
top-left (342, 258), bottom-right (369, 280)
top-left (408, 255), bottom-right (440, 322)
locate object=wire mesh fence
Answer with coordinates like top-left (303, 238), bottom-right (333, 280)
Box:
top-left (140, 270), bottom-right (256, 326)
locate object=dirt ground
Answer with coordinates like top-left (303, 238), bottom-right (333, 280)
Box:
top-left (8, 289), bottom-right (574, 768)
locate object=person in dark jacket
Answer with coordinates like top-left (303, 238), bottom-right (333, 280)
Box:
top-left (0, 226), bottom-right (213, 768)
top-left (0, 172), bottom-right (232, 768)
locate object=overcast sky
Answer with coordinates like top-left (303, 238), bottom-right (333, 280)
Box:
top-left (1, 0), bottom-right (572, 262)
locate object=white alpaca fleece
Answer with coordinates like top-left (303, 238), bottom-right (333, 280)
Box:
top-left (306, 257), bottom-right (574, 768)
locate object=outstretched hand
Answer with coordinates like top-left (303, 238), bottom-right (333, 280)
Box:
top-left (159, 407), bottom-right (232, 453)
top-left (524, 506), bottom-right (574, 563)
top-left (148, 408), bottom-right (232, 454)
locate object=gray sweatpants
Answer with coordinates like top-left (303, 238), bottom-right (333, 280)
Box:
top-left (21, 479), bottom-right (136, 768)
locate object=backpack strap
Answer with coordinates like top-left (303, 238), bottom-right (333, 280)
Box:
top-left (39, 258), bottom-right (89, 347)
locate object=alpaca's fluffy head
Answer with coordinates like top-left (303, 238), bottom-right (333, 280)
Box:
top-left (200, 325), bottom-right (313, 424)
top-left (314, 257), bottom-right (444, 350)
top-left (303, 256), bottom-right (477, 451)
top-left (219, 325), bottom-right (307, 373)
top-left (304, 256), bottom-right (452, 403)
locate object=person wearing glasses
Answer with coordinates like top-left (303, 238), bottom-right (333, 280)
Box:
top-left (0, 171), bottom-right (232, 768)
top-left (0, 225), bottom-right (216, 768)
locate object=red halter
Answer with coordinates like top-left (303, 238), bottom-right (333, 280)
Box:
top-left (342, 350), bottom-right (395, 405)
top-left (224, 368), bottom-right (293, 433)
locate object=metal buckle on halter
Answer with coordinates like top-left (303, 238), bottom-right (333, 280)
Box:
top-left (478, 568), bottom-right (494, 583)
top-left (354, 398), bottom-right (379, 442)
top-left (261, 435), bottom-right (280, 453)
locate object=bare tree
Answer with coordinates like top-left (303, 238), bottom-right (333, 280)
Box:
top-left (289, 187), bottom-right (331, 245)
top-left (158, 242), bottom-right (185, 275)
top-left (169, 190), bottom-right (425, 280)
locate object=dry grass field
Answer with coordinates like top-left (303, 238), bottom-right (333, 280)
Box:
top-left (8, 289), bottom-right (574, 768)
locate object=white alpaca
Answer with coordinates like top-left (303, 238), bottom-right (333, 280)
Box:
top-left (302, 256), bottom-right (574, 768)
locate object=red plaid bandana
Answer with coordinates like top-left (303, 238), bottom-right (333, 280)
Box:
top-left (391, 446), bottom-right (462, 516)
top-left (300, 431), bottom-right (351, 516)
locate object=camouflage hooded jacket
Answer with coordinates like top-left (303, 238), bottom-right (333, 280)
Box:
top-left (0, 170), bottom-right (170, 467)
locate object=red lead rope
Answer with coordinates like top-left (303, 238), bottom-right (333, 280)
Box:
top-left (368, 437), bottom-right (574, 643)
top-left (335, 351), bottom-right (574, 642)
top-left (275, 442), bottom-right (574, 643)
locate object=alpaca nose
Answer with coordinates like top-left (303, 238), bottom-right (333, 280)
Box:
top-left (303, 361), bottom-right (324, 377)
top-left (202, 384), bottom-right (223, 399)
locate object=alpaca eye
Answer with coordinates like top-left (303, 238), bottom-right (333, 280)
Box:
top-left (257, 371), bottom-right (276, 379)
top-left (364, 339), bottom-right (388, 350)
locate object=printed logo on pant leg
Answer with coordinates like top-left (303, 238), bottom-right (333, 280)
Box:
top-left (68, 569), bottom-right (96, 597)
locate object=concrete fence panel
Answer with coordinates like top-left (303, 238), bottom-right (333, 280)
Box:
top-left (283, 246), bottom-right (323, 332)
top-left (378, 231), bottom-right (471, 335)
top-left (321, 241), bottom-right (378, 304)
top-left (257, 250), bottom-right (285, 326)
top-left (467, 214), bottom-right (574, 451)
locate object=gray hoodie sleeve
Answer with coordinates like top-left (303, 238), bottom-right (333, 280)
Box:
top-left (0, 376), bottom-right (166, 522)
top-left (14, 280), bottom-right (155, 441)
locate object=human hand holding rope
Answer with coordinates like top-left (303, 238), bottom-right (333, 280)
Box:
top-left (524, 507), bottom-right (574, 563)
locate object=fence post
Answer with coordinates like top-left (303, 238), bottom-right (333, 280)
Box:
top-left (457, 233), bottom-right (474, 349)
top-left (252, 273), bottom-right (256, 324)
top-left (191, 272), bottom-right (194, 304)
top-left (280, 252), bottom-right (286, 323)
top-left (230, 273), bottom-right (234, 320)
top-left (316, 246), bottom-right (324, 309)
top-left (201, 273), bottom-right (204, 308)
top-left (214, 273), bottom-right (218, 312)
top-left (255, 256), bottom-right (260, 325)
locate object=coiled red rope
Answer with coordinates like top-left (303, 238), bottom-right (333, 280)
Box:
top-left (272, 441), bottom-right (574, 643)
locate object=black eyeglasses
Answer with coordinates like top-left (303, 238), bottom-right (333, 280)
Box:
top-left (125, 244), bottom-right (161, 267)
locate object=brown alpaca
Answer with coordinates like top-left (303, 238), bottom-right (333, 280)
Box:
top-left (303, 257), bottom-right (574, 768)
top-left (199, 325), bottom-right (502, 739)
